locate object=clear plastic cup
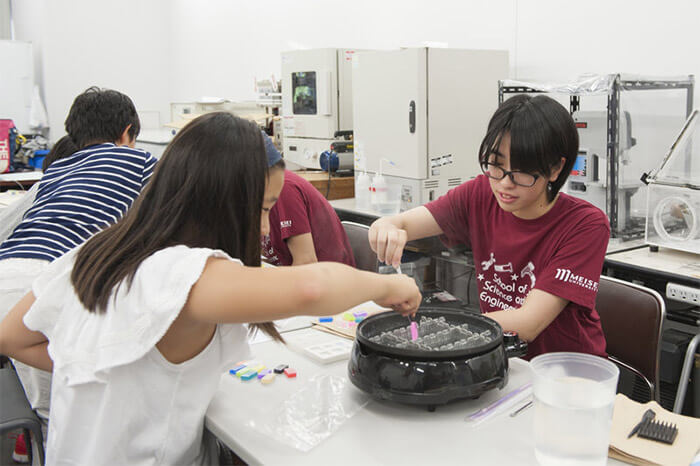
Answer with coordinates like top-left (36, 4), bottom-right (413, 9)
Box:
top-left (373, 184), bottom-right (401, 214)
top-left (530, 352), bottom-right (619, 466)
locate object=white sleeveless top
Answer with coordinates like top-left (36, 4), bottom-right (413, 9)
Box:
top-left (24, 245), bottom-right (250, 465)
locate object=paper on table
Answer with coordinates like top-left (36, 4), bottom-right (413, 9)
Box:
top-left (608, 394), bottom-right (700, 466)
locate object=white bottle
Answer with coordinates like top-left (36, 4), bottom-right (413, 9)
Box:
top-left (371, 173), bottom-right (388, 209)
top-left (355, 171), bottom-right (371, 209)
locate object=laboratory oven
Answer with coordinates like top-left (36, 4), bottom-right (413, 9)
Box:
top-left (281, 48), bottom-right (364, 169)
top-left (351, 47), bottom-right (509, 210)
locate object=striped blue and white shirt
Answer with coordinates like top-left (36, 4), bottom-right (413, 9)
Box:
top-left (0, 143), bottom-right (157, 262)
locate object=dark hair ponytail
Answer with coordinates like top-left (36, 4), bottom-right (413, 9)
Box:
top-left (42, 135), bottom-right (78, 171)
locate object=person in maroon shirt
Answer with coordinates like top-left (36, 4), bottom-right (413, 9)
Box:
top-left (368, 94), bottom-right (609, 360)
top-left (260, 134), bottom-right (355, 267)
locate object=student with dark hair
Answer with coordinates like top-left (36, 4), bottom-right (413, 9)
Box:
top-left (0, 87), bottom-right (156, 459)
top-left (64, 86), bottom-right (140, 148)
top-left (261, 133), bottom-right (355, 267)
top-left (369, 94), bottom-right (609, 360)
top-left (0, 113), bottom-right (420, 465)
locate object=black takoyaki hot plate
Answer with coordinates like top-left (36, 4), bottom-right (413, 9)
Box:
top-left (348, 307), bottom-right (527, 411)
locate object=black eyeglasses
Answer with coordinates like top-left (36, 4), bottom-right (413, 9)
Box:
top-left (480, 162), bottom-right (540, 187)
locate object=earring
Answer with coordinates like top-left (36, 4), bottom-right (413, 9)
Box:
top-left (547, 182), bottom-right (553, 195)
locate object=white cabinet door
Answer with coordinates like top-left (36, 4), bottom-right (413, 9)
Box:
top-left (352, 48), bottom-right (427, 180)
top-left (0, 40), bottom-right (34, 133)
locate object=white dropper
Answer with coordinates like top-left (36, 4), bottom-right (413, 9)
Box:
top-left (379, 157), bottom-right (395, 177)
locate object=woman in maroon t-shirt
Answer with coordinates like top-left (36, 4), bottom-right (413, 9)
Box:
top-left (260, 134), bottom-right (355, 268)
top-left (367, 95), bottom-right (609, 360)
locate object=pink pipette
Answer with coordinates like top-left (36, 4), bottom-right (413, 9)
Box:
top-left (410, 321), bottom-right (418, 341)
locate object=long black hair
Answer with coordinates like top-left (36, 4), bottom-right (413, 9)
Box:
top-left (71, 112), bottom-right (281, 340)
top-left (478, 94), bottom-right (579, 201)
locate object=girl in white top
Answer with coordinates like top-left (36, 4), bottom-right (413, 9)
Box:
top-left (0, 112), bottom-right (421, 466)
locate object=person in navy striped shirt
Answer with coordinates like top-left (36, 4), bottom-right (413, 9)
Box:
top-left (0, 87), bottom-right (156, 451)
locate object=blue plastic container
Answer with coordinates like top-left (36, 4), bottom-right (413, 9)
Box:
top-left (30, 149), bottom-right (49, 170)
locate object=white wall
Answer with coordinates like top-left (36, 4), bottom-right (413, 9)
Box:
top-left (168, 0), bottom-right (517, 101)
top-left (516, 0), bottom-right (700, 81)
top-left (8, 0), bottom-right (700, 140)
top-left (12, 0), bottom-right (171, 138)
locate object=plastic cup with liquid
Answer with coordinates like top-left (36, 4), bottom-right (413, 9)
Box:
top-left (373, 183), bottom-right (401, 215)
top-left (530, 352), bottom-right (619, 466)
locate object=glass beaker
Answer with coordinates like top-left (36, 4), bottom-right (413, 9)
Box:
top-left (530, 352), bottom-right (619, 466)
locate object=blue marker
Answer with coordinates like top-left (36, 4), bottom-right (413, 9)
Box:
top-left (229, 364), bottom-right (248, 375)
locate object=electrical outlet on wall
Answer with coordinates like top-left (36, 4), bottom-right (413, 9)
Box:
top-left (666, 282), bottom-right (700, 305)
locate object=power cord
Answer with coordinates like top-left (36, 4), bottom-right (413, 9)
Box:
top-left (325, 158), bottom-right (332, 199)
top-left (421, 269), bottom-right (474, 303)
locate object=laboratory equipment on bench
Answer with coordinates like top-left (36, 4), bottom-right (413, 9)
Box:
top-left (567, 111), bottom-right (637, 228)
top-left (500, 74), bottom-right (694, 239)
top-left (281, 48), bottom-right (367, 169)
top-left (368, 158), bottom-right (401, 214)
top-left (355, 170), bottom-right (371, 209)
top-left (319, 130), bottom-right (354, 173)
top-left (352, 48), bottom-right (509, 210)
top-left (644, 110), bottom-right (700, 254)
top-left (347, 307), bottom-right (527, 411)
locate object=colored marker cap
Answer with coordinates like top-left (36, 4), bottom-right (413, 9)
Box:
top-left (241, 371), bottom-right (258, 381)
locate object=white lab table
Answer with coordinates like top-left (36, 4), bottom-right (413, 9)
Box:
top-left (206, 327), bottom-right (623, 465)
top-left (0, 170), bottom-right (42, 190)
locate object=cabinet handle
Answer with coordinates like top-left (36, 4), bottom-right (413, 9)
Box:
top-left (409, 100), bottom-right (416, 133)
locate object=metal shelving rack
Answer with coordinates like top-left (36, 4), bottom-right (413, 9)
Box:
top-left (499, 75), bottom-right (694, 238)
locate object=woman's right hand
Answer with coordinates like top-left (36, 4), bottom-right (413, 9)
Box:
top-left (374, 273), bottom-right (422, 317)
top-left (368, 218), bottom-right (407, 268)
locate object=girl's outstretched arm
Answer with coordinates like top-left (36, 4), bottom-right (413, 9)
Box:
top-left (182, 259), bottom-right (422, 324)
top-left (0, 292), bottom-right (53, 371)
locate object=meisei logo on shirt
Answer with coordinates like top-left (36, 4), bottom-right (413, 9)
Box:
top-left (280, 220), bottom-right (292, 229)
top-left (555, 268), bottom-right (598, 291)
